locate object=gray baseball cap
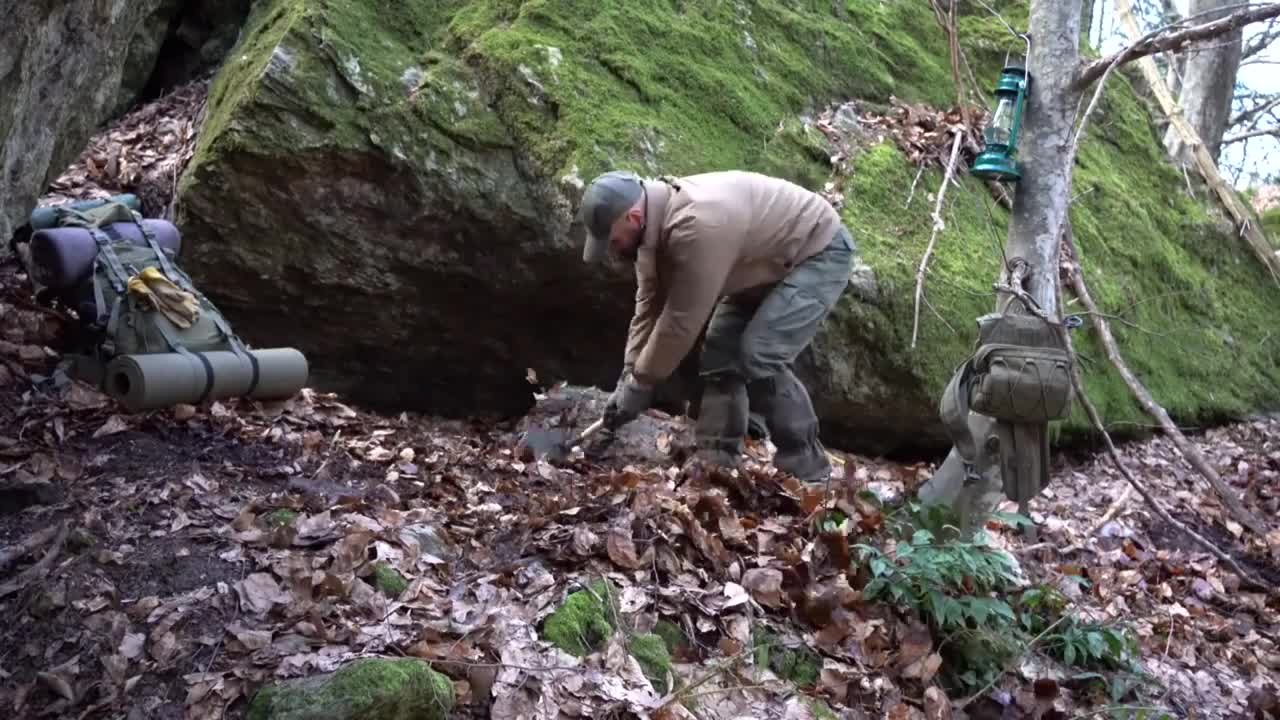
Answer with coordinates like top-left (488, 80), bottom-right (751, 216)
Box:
top-left (578, 170), bottom-right (643, 263)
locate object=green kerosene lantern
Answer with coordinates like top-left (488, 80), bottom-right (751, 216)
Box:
top-left (973, 63), bottom-right (1029, 182)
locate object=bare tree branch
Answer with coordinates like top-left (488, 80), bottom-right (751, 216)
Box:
top-left (1223, 127), bottom-right (1280, 143)
top-left (1075, 3), bottom-right (1280, 89)
top-left (1230, 93), bottom-right (1280, 126)
top-left (1241, 17), bottom-right (1280, 57)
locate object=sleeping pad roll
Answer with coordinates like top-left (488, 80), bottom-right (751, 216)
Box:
top-left (104, 348), bottom-right (309, 411)
top-left (29, 220), bottom-right (182, 290)
top-left (29, 194), bottom-right (141, 230)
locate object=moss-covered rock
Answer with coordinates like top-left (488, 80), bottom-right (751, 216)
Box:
top-left (246, 657), bottom-right (454, 720)
top-left (372, 563), bottom-right (408, 598)
top-left (753, 630), bottom-right (821, 686)
top-left (540, 579), bottom-right (616, 656)
top-left (177, 0), bottom-right (1280, 454)
top-left (628, 633), bottom-right (673, 694)
top-left (264, 509), bottom-right (299, 528)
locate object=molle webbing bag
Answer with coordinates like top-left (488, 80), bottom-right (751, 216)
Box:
top-left (968, 312), bottom-right (1073, 424)
top-left (48, 202), bottom-right (309, 411)
top-left (939, 308), bottom-right (1074, 505)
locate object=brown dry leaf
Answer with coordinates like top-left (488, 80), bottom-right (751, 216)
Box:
top-left (572, 526), bottom-right (599, 555)
top-left (236, 572), bottom-right (290, 615)
top-left (925, 687), bottom-right (953, 720)
top-left (607, 525), bottom-right (644, 570)
top-left (64, 382), bottom-right (108, 410)
top-left (741, 567), bottom-right (785, 609)
top-left (93, 415), bottom-right (130, 438)
top-left (119, 632), bottom-right (146, 660)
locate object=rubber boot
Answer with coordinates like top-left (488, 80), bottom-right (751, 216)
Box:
top-left (694, 372), bottom-right (749, 468)
top-left (751, 369), bottom-right (830, 484)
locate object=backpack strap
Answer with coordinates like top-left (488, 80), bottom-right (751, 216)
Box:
top-left (938, 356), bottom-right (982, 487)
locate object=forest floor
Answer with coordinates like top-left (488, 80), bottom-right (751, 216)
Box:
top-left (2, 79), bottom-right (1279, 720)
top-left (1, 251), bottom-right (1278, 719)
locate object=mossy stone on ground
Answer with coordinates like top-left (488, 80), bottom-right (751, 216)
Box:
top-left (372, 563), bottom-right (408, 597)
top-left (264, 509), bottom-right (298, 528)
top-left (752, 630), bottom-right (821, 686)
top-left (246, 657), bottom-right (454, 720)
top-left (628, 633), bottom-right (673, 694)
top-left (540, 579), bottom-right (617, 656)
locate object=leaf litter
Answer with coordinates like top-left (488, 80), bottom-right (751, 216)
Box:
top-left (1, 80), bottom-right (1278, 720)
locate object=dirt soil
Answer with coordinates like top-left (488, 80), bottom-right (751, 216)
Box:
top-left (2, 249), bottom-right (1279, 720)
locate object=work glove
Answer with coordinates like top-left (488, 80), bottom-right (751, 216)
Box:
top-left (604, 373), bottom-right (653, 430)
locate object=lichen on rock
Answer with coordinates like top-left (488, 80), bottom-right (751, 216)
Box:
top-left (246, 657), bottom-right (454, 720)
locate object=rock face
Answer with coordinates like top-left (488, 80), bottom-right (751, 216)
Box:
top-left (0, 0), bottom-right (165, 244)
top-left (0, 0), bottom-right (251, 246)
top-left (176, 0), bottom-right (1280, 455)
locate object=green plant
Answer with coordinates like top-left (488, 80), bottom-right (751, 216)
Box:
top-left (1016, 584), bottom-right (1139, 672)
top-left (855, 528), bottom-right (1023, 633)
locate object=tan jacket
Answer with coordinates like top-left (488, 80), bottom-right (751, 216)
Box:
top-left (624, 171), bottom-right (842, 384)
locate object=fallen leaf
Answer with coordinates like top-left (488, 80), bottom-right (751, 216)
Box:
top-left (741, 568), bottom-right (785, 609)
top-left (119, 633), bottom-right (146, 660)
top-left (93, 415), bottom-right (130, 438)
top-left (607, 525), bottom-right (644, 569)
top-left (236, 573), bottom-right (290, 615)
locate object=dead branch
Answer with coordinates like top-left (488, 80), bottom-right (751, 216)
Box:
top-left (1076, 3), bottom-right (1280, 89)
top-left (1222, 127), bottom-right (1280, 144)
top-left (1230, 93), bottom-right (1280, 128)
top-left (1241, 17), bottom-right (1280, 58)
top-left (0, 521), bottom-right (68, 599)
top-left (0, 522), bottom-right (63, 572)
top-left (912, 128), bottom-right (966, 349)
top-left (1060, 242), bottom-right (1268, 538)
top-left (1054, 281), bottom-right (1270, 593)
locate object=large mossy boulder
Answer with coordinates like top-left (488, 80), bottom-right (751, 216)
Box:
top-left (246, 657), bottom-right (454, 720)
top-left (176, 0), bottom-right (1280, 455)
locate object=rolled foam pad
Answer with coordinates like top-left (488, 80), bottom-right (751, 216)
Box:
top-left (29, 194), bottom-right (141, 230)
top-left (104, 348), bottom-right (309, 412)
top-left (28, 220), bottom-right (183, 290)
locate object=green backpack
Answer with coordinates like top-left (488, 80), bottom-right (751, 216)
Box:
top-left (51, 202), bottom-right (254, 373)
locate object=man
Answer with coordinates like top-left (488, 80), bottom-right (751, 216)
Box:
top-left (578, 169), bottom-right (856, 484)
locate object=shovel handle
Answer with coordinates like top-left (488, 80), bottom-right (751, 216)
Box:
top-left (572, 418), bottom-right (606, 445)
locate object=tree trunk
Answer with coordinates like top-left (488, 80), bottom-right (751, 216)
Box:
top-left (1163, 0), bottom-right (1243, 164)
top-left (999, 0), bottom-right (1082, 315)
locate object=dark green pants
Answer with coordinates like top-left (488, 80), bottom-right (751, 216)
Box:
top-left (696, 225), bottom-right (856, 482)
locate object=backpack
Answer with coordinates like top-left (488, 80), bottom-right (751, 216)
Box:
top-left (46, 202), bottom-right (260, 392)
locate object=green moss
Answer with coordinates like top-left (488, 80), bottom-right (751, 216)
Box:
top-left (373, 563), bottom-right (408, 597)
top-left (820, 65), bottom-right (1280, 445)
top-left (652, 620), bottom-right (688, 658)
top-left (540, 579), bottom-right (616, 656)
top-left (1263, 207), bottom-right (1280, 248)
top-left (628, 633), bottom-right (673, 694)
top-left (809, 698), bottom-right (840, 720)
top-left (265, 509), bottom-right (299, 528)
top-left (246, 657), bottom-right (454, 720)
top-left (66, 528), bottom-right (96, 552)
top-left (752, 630), bottom-right (821, 686)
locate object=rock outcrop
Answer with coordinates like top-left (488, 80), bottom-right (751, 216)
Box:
top-left (1, 0), bottom-right (166, 244)
top-left (0, 0), bottom-right (251, 246)
top-left (175, 0), bottom-right (1280, 455)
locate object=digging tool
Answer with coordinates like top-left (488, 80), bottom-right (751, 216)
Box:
top-left (518, 417), bottom-right (607, 463)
